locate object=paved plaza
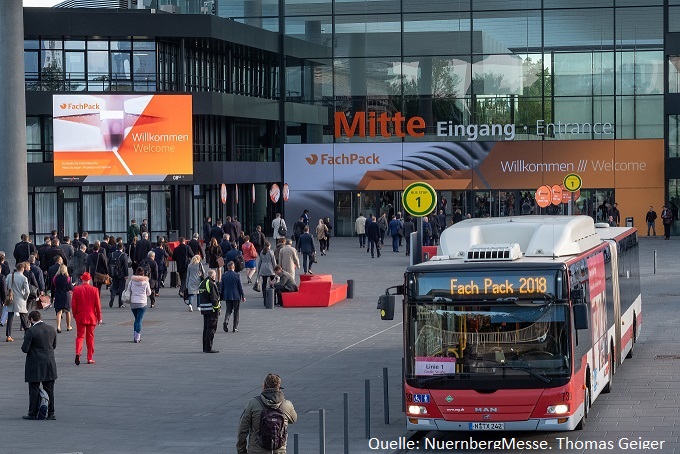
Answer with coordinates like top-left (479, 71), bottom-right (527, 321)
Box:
top-left (0, 234), bottom-right (679, 453)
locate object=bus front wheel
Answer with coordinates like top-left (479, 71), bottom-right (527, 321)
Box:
top-left (575, 384), bottom-right (590, 430)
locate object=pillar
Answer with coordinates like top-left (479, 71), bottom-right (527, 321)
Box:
top-left (0, 0), bottom-right (29, 255)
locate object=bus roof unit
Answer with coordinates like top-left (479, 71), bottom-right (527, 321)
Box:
top-left (436, 215), bottom-right (602, 261)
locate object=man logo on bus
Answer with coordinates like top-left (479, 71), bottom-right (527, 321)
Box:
top-left (475, 408), bottom-right (498, 413)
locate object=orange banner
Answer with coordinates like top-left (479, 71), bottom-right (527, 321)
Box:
top-left (53, 94), bottom-right (193, 182)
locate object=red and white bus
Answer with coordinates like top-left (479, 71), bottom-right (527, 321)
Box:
top-left (398, 216), bottom-right (641, 431)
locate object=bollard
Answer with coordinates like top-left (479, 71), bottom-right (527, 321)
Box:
top-left (401, 358), bottom-right (406, 412)
top-left (294, 433), bottom-right (299, 454)
top-left (365, 379), bottom-right (371, 439)
top-left (344, 393), bottom-right (349, 454)
top-left (265, 286), bottom-right (275, 309)
top-left (319, 409), bottom-right (326, 454)
top-left (383, 367), bottom-right (390, 424)
top-left (654, 249), bottom-right (657, 274)
top-left (347, 279), bottom-right (355, 299)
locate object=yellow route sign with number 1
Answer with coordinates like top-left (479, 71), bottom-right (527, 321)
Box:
top-left (563, 173), bottom-right (583, 192)
top-left (402, 182), bottom-right (437, 217)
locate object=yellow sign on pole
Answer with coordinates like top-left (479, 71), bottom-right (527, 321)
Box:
top-left (402, 182), bottom-right (437, 217)
top-left (563, 173), bottom-right (583, 192)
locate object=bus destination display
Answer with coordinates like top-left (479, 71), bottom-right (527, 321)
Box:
top-left (450, 276), bottom-right (551, 296)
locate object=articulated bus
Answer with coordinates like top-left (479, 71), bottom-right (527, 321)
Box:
top-left (398, 216), bottom-right (641, 431)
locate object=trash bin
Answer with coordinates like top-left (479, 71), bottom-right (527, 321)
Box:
top-left (626, 217), bottom-right (634, 228)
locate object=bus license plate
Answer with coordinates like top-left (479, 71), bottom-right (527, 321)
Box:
top-left (470, 423), bottom-right (504, 430)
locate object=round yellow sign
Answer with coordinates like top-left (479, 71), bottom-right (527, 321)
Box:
top-left (563, 173), bottom-right (583, 192)
top-left (402, 182), bottom-right (437, 217)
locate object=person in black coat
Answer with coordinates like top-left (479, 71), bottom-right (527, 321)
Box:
top-left (210, 220), bottom-right (225, 243)
top-left (21, 311), bottom-right (57, 420)
top-left (222, 216), bottom-right (238, 244)
top-left (202, 216), bottom-right (212, 243)
top-left (402, 216), bottom-right (416, 256)
top-left (172, 237), bottom-right (193, 293)
top-left (86, 243), bottom-right (109, 295)
top-left (134, 233), bottom-right (153, 265)
top-left (366, 215), bottom-right (382, 258)
top-left (188, 233), bottom-right (204, 260)
top-left (139, 252), bottom-right (159, 308)
top-left (71, 244), bottom-right (88, 282)
top-left (14, 235), bottom-right (38, 265)
top-left (296, 227), bottom-right (316, 275)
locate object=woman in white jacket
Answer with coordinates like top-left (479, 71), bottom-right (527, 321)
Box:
top-left (6, 262), bottom-right (30, 342)
top-left (126, 267), bottom-right (151, 343)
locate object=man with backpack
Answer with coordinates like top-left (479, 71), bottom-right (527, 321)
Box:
top-left (109, 242), bottom-right (129, 308)
top-left (237, 373), bottom-right (297, 454)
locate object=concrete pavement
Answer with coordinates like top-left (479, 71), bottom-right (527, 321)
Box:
top-left (0, 234), bottom-right (678, 453)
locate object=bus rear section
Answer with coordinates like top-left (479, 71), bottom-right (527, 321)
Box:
top-left (397, 216), bottom-right (640, 432)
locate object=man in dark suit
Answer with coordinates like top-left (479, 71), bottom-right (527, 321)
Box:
top-left (134, 232), bottom-right (153, 265)
top-left (366, 215), bottom-right (382, 258)
top-left (222, 216), bottom-right (238, 243)
top-left (172, 237), bottom-right (193, 294)
top-left (296, 226), bottom-right (316, 274)
top-left (188, 233), bottom-right (204, 260)
top-left (21, 311), bottom-right (57, 420)
top-left (14, 234), bottom-right (38, 265)
top-left (210, 219), bottom-right (225, 243)
top-left (219, 261), bottom-right (245, 332)
top-left (44, 240), bottom-right (68, 271)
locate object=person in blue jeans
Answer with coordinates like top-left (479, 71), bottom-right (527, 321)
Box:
top-left (127, 268), bottom-right (151, 343)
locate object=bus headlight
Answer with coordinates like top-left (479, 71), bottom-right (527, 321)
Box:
top-left (547, 404), bottom-right (569, 415)
top-left (407, 405), bottom-right (428, 415)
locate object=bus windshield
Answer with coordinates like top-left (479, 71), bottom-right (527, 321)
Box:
top-left (406, 300), bottom-right (571, 389)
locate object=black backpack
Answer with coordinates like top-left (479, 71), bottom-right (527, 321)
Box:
top-left (278, 224), bottom-right (287, 237)
top-left (111, 252), bottom-right (127, 278)
top-left (257, 397), bottom-right (287, 451)
top-left (234, 253), bottom-right (245, 272)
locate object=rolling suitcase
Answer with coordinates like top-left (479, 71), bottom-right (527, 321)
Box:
top-left (170, 271), bottom-right (179, 288)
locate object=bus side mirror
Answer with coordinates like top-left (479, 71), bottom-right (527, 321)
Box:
top-left (573, 304), bottom-right (589, 330)
top-left (377, 294), bottom-right (395, 320)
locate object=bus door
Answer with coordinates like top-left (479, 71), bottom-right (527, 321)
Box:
top-left (607, 241), bottom-right (622, 365)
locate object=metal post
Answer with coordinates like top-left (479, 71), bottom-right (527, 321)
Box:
top-left (344, 393), bottom-right (350, 454)
top-left (293, 433), bottom-right (299, 454)
top-left (401, 358), bottom-right (406, 412)
top-left (383, 367), bottom-right (390, 424)
top-left (654, 249), bottom-right (657, 274)
top-left (347, 279), bottom-right (354, 299)
top-left (319, 409), bottom-right (326, 454)
top-left (365, 379), bottom-right (371, 438)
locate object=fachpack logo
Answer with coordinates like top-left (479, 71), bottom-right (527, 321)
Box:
top-left (59, 102), bottom-right (100, 110)
top-left (305, 153), bottom-right (380, 165)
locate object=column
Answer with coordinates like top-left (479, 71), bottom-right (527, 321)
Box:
top-left (0, 0), bottom-right (29, 254)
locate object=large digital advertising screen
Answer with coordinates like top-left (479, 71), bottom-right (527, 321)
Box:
top-left (53, 94), bottom-right (193, 183)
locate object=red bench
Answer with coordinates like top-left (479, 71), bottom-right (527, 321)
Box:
top-left (422, 246), bottom-right (438, 261)
top-left (281, 274), bottom-right (348, 308)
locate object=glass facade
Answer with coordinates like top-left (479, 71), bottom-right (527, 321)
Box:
top-left (21, 2), bottom-right (678, 237)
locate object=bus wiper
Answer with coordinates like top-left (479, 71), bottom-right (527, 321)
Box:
top-left (478, 358), bottom-right (551, 383)
top-left (415, 374), bottom-right (457, 386)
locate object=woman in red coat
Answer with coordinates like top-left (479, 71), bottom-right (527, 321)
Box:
top-left (71, 272), bottom-right (102, 365)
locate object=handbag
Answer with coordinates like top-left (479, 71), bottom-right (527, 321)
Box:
top-left (217, 256), bottom-right (225, 268)
top-left (38, 294), bottom-right (51, 310)
top-left (311, 252), bottom-right (318, 263)
top-left (5, 273), bottom-right (15, 306)
top-left (121, 281), bottom-right (132, 304)
top-left (94, 272), bottom-right (111, 286)
top-left (253, 272), bottom-right (262, 292)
